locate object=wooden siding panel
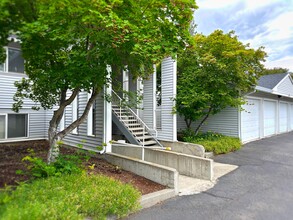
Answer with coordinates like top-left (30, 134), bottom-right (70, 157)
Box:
top-left (143, 74), bottom-right (154, 128)
top-left (276, 77), bottom-right (293, 96)
top-left (157, 57), bottom-right (176, 141)
top-left (177, 107), bottom-right (239, 138)
top-left (63, 91), bottom-right (104, 149)
top-left (0, 73), bottom-right (39, 109)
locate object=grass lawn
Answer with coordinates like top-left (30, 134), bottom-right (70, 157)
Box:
top-left (0, 173), bottom-right (141, 220)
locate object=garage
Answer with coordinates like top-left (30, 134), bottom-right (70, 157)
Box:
top-left (241, 98), bottom-right (260, 142)
top-left (279, 102), bottom-right (289, 133)
top-left (263, 100), bottom-right (277, 137)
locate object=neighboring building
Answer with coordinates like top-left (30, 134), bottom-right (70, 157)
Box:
top-left (0, 43), bottom-right (177, 152)
top-left (178, 73), bottom-right (293, 143)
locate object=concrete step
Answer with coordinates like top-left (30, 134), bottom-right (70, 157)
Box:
top-left (137, 135), bottom-right (153, 140)
top-left (142, 140), bottom-right (157, 146)
top-left (126, 123), bottom-right (141, 127)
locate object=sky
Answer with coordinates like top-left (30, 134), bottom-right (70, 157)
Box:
top-left (194, 0), bottom-right (293, 72)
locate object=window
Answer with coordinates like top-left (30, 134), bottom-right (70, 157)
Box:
top-left (0, 47), bottom-right (24, 73)
top-left (0, 114), bottom-right (28, 139)
top-left (0, 115), bottom-right (5, 139)
top-left (87, 91), bottom-right (96, 136)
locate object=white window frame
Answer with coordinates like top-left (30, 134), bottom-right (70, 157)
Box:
top-left (0, 113), bottom-right (29, 140)
top-left (87, 91), bottom-right (95, 136)
top-left (0, 47), bottom-right (25, 74)
top-left (71, 96), bottom-right (78, 134)
top-left (0, 114), bottom-right (8, 139)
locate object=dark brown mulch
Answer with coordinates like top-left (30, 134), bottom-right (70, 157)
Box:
top-left (0, 140), bottom-right (166, 195)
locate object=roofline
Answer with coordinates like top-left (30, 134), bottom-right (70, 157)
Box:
top-left (255, 85), bottom-right (293, 99)
top-left (272, 73), bottom-right (291, 90)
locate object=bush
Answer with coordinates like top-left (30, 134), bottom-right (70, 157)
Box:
top-left (19, 149), bottom-right (90, 178)
top-left (182, 131), bottom-right (241, 154)
top-left (0, 174), bottom-right (141, 220)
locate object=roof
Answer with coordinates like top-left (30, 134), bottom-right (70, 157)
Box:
top-left (257, 73), bottom-right (288, 89)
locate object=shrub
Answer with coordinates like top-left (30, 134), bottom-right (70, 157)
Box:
top-left (182, 131), bottom-right (241, 154)
top-left (19, 149), bottom-right (89, 178)
top-left (0, 174), bottom-right (141, 220)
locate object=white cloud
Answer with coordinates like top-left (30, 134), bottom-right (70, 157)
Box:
top-left (265, 56), bottom-right (293, 71)
top-left (195, 0), bottom-right (293, 71)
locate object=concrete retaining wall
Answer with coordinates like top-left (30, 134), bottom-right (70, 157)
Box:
top-left (112, 144), bottom-right (213, 180)
top-left (160, 140), bottom-right (205, 157)
top-left (104, 152), bottom-right (178, 192)
top-left (144, 149), bottom-right (213, 180)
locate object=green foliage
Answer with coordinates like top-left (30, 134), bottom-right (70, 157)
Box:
top-left (183, 131), bottom-right (242, 154)
top-left (0, 174), bottom-right (141, 220)
top-left (176, 30), bottom-right (267, 132)
top-left (261, 67), bottom-right (289, 75)
top-left (21, 149), bottom-right (87, 178)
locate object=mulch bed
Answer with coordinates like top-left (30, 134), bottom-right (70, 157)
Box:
top-left (0, 140), bottom-right (166, 195)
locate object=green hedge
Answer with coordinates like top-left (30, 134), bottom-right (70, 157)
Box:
top-left (183, 131), bottom-right (241, 154)
top-left (0, 174), bottom-right (141, 220)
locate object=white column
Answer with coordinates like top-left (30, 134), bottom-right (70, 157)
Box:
top-left (123, 68), bottom-right (129, 100)
top-left (104, 67), bottom-right (112, 152)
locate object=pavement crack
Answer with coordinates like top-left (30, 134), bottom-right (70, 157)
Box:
top-left (202, 191), bottom-right (234, 201)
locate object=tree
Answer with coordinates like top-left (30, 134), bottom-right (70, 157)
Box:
top-left (1, 0), bottom-right (197, 162)
top-left (176, 30), bottom-right (267, 134)
top-left (262, 67), bottom-right (289, 75)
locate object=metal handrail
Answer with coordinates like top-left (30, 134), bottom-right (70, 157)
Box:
top-left (111, 90), bottom-right (163, 148)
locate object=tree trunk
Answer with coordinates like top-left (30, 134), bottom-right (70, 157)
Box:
top-left (47, 88), bottom-right (99, 163)
top-left (194, 107), bottom-right (212, 135)
top-left (184, 118), bottom-right (192, 130)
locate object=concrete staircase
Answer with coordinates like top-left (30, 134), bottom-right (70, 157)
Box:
top-left (112, 91), bottom-right (162, 148)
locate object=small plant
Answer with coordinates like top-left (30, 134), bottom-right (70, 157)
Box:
top-left (19, 149), bottom-right (87, 178)
top-left (182, 130), bottom-right (241, 154)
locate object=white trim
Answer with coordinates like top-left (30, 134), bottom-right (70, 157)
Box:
top-left (172, 58), bottom-right (177, 141)
top-left (0, 113), bottom-right (7, 139)
top-left (152, 65), bottom-right (157, 130)
top-left (87, 91), bottom-right (93, 136)
top-left (0, 113), bottom-right (29, 140)
top-left (71, 96), bottom-right (78, 134)
top-left (59, 113), bottom-right (65, 131)
top-left (104, 67), bottom-right (112, 153)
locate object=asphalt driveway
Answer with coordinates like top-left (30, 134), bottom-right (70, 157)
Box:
top-left (127, 132), bottom-right (293, 220)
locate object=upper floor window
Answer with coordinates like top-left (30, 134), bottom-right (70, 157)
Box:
top-left (0, 47), bottom-right (24, 74)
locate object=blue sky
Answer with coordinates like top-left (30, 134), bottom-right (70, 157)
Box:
top-left (194, 0), bottom-right (293, 71)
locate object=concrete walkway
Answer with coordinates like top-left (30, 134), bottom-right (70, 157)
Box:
top-left (140, 161), bottom-right (238, 208)
top-left (178, 162), bottom-right (238, 196)
top-left (128, 132), bottom-right (293, 220)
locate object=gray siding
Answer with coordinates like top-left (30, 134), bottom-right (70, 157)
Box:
top-left (177, 107), bottom-right (239, 138)
top-left (143, 73), bottom-right (155, 128)
top-left (63, 91), bottom-right (104, 149)
top-left (0, 108), bottom-right (47, 141)
top-left (275, 77), bottom-right (293, 96)
top-left (157, 57), bottom-right (177, 141)
top-left (0, 72), bottom-right (37, 109)
top-left (0, 72), bottom-right (48, 142)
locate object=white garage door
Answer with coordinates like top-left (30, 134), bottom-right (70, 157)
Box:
top-left (241, 99), bottom-right (260, 142)
top-left (263, 100), bottom-right (277, 137)
top-left (279, 102), bottom-right (288, 133)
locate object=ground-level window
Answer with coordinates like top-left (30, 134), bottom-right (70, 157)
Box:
top-left (0, 115), bottom-right (5, 139)
top-left (0, 114), bottom-right (28, 139)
